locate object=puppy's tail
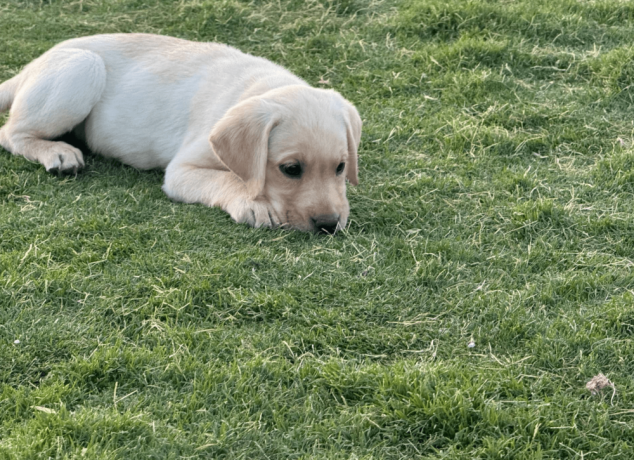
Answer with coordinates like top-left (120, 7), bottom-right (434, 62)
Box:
top-left (0, 76), bottom-right (18, 113)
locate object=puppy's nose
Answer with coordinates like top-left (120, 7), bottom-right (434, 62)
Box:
top-left (311, 214), bottom-right (340, 234)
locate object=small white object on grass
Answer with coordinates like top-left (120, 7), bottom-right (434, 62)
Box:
top-left (33, 406), bottom-right (57, 414)
top-left (467, 340), bottom-right (475, 348)
top-left (14, 339), bottom-right (20, 344)
top-left (586, 373), bottom-right (616, 405)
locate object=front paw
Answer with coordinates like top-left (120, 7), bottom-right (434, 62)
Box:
top-left (227, 199), bottom-right (280, 228)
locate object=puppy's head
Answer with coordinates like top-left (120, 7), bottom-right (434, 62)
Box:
top-left (209, 85), bottom-right (361, 233)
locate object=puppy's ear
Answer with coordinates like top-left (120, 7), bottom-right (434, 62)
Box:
top-left (344, 102), bottom-right (362, 186)
top-left (209, 97), bottom-right (280, 198)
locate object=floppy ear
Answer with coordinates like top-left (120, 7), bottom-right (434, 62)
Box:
top-left (209, 97), bottom-right (280, 198)
top-left (344, 102), bottom-right (362, 186)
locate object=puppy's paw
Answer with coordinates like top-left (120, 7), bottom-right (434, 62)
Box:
top-left (228, 199), bottom-right (280, 229)
top-left (43, 142), bottom-right (84, 174)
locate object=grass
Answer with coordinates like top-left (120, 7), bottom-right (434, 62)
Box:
top-left (2, 0), bottom-right (634, 457)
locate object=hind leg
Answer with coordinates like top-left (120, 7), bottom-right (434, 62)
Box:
top-left (0, 48), bottom-right (106, 173)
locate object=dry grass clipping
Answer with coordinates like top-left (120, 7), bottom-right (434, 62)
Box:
top-left (586, 374), bottom-right (616, 405)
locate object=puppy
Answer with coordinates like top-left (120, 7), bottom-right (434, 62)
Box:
top-left (0, 33), bottom-right (362, 233)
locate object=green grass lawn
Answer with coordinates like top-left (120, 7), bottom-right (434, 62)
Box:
top-left (3, 0), bottom-right (634, 458)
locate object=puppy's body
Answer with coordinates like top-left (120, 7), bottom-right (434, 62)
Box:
top-left (48, 35), bottom-right (304, 170)
top-left (0, 34), bottom-right (361, 232)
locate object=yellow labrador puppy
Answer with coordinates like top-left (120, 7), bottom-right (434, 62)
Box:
top-left (0, 34), bottom-right (361, 233)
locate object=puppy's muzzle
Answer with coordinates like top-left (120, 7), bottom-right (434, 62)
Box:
top-left (312, 214), bottom-right (340, 234)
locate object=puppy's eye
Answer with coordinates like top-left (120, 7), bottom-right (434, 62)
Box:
top-left (280, 163), bottom-right (303, 179)
top-left (336, 162), bottom-right (345, 175)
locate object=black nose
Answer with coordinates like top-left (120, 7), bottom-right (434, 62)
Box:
top-left (312, 214), bottom-right (340, 234)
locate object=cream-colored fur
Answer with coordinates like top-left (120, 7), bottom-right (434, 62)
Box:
top-left (0, 33), bottom-right (362, 233)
